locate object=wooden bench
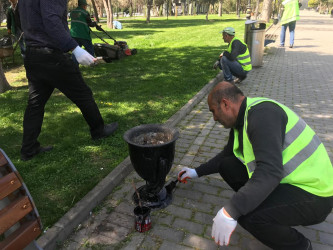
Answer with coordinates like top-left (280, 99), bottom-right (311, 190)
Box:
top-left (0, 148), bottom-right (42, 250)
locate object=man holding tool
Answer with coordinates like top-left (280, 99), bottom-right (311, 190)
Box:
top-left (70, 0), bottom-right (103, 62)
top-left (178, 81), bottom-right (333, 249)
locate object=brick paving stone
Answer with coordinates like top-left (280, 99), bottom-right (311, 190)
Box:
top-left (191, 182), bottom-right (221, 195)
top-left (318, 231), bottom-right (333, 246)
top-left (140, 235), bottom-right (161, 249)
top-left (122, 233), bottom-right (145, 250)
top-left (183, 199), bottom-right (213, 213)
top-left (239, 237), bottom-right (271, 250)
top-left (194, 211), bottom-right (214, 225)
top-left (174, 188), bottom-right (203, 202)
top-left (173, 218), bottom-right (205, 235)
top-left (325, 213), bottom-right (333, 224)
top-left (307, 222), bottom-right (333, 234)
top-left (180, 155), bottom-right (195, 165)
top-left (159, 240), bottom-right (194, 250)
top-left (201, 194), bottom-right (229, 206)
top-left (312, 242), bottom-right (333, 250)
top-left (114, 201), bottom-right (135, 215)
top-left (150, 224), bottom-right (185, 242)
top-left (183, 233), bottom-right (218, 249)
top-left (164, 204), bottom-right (193, 219)
top-left (154, 212), bottom-right (174, 226)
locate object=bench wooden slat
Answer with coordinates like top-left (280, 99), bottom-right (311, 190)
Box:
top-left (0, 172), bottom-right (22, 200)
top-left (0, 196), bottom-right (33, 235)
top-left (0, 219), bottom-right (41, 250)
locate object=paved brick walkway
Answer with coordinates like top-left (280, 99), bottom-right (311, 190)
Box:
top-left (60, 10), bottom-right (333, 250)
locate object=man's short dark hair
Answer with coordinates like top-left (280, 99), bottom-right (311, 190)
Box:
top-left (211, 82), bottom-right (244, 104)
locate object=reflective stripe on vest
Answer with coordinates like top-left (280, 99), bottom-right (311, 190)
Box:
top-left (233, 97), bottom-right (333, 197)
top-left (227, 37), bottom-right (252, 71)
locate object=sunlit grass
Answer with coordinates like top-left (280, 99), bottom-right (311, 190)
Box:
top-left (0, 14), bottom-right (246, 228)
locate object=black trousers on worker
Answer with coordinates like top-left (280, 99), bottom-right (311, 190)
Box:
top-left (21, 47), bottom-right (104, 157)
top-left (219, 156), bottom-right (332, 250)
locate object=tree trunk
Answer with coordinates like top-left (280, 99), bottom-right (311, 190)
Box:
top-left (218, 0), bottom-right (223, 16)
top-left (254, 0), bottom-right (260, 19)
top-left (261, 0), bottom-right (273, 22)
top-left (103, 0), bottom-right (113, 29)
top-left (0, 62), bottom-right (11, 94)
top-left (91, 0), bottom-right (100, 22)
top-left (146, 0), bottom-right (152, 23)
top-left (236, 0), bottom-right (240, 18)
top-left (206, 4), bottom-right (209, 20)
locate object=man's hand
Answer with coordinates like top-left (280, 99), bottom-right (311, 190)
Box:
top-left (178, 167), bottom-right (198, 183)
top-left (213, 60), bottom-right (220, 70)
top-left (72, 46), bottom-right (95, 66)
top-left (212, 207), bottom-right (237, 246)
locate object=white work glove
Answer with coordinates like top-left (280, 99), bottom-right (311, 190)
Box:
top-left (213, 60), bottom-right (220, 70)
top-left (72, 46), bottom-right (95, 66)
top-left (177, 167), bottom-right (198, 183)
top-left (212, 207), bottom-right (237, 246)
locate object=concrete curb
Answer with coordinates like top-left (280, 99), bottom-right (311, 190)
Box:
top-left (37, 72), bottom-right (224, 250)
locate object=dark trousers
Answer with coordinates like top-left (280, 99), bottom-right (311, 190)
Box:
top-left (21, 47), bottom-right (104, 156)
top-left (219, 156), bottom-right (332, 250)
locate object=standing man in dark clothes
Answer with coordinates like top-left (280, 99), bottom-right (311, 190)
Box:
top-left (6, 0), bottom-right (25, 56)
top-left (18, 0), bottom-right (118, 161)
top-left (178, 81), bottom-right (333, 249)
top-left (213, 27), bottom-right (252, 84)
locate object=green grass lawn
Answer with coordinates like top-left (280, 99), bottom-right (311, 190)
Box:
top-left (0, 14), bottom-right (246, 229)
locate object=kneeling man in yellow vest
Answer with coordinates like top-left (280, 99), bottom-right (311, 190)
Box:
top-left (178, 81), bottom-right (333, 249)
top-left (213, 27), bottom-right (252, 84)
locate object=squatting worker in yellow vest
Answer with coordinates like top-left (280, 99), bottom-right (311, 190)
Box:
top-left (70, 0), bottom-right (102, 63)
top-left (213, 27), bottom-right (252, 84)
top-left (280, 0), bottom-right (300, 48)
top-left (178, 81), bottom-right (333, 249)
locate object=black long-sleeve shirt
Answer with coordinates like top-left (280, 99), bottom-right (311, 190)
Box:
top-left (18, 0), bottom-right (78, 52)
top-left (196, 98), bottom-right (288, 219)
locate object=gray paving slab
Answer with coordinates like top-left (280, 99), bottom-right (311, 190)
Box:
top-left (41, 10), bottom-right (333, 250)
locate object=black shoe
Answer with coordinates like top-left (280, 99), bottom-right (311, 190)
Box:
top-left (289, 44), bottom-right (293, 48)
top-left (21, 146), bottom-right (53, 161)
top-left (234, 75), bottom-right (247, 84)
top-left (92, 122), bottom-right (118, 140)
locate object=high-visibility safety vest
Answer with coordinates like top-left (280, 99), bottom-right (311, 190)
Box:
top-left (70, 7), bottom-right (91, 40)
top-left (233, 97), bottom-right (333, 197)
top-left (280, 0), bottom-right (300, 25)
top-left (227, 37), bottom-right (252, 72)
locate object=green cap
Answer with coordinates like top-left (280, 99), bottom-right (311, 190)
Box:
top-left (78, 0), bottom-right (88, 6)
top-left (221, 27), bottom-right (235, 36)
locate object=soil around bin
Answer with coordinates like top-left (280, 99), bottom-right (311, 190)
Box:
top-left (133, 132), bottom-right (172, 145)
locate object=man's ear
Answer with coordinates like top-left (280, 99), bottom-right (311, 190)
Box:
top-left (220, 98), bottom-right (228, 109)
